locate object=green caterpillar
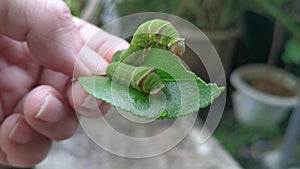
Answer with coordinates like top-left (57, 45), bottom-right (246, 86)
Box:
top-left (106, 19), bottom-right (185, 94)
top-left (106, 62), bottom-right (165, 94)
top-left (119, 19), bottom-right (185, 64)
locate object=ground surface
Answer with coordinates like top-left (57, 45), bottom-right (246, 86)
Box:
top-left (34, 108), bottom-right (242, 169)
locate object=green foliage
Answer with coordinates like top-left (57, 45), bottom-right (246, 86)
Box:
top-left (249, 0), bottom-right (300, 36)
top-left (215, 114), bottom-right (281, 161)
top-left (64, 0), bottom-right (86, 16)
top-left (79, 49), bottom-right (224, 119)
top-left (117, 0), bottom-right (171, 14)
top-left (282, 39), bottom-right (300, 64)
top-left (117, 0), bottom-right (244, 30)
top-left (248, 0), bottom-right (300, 65)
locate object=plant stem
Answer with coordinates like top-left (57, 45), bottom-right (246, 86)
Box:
top-left (267, 20), bottom-right (284, 65)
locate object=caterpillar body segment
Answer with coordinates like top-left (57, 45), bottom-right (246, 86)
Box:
top-left (106, 62), bottom-right (165, 94)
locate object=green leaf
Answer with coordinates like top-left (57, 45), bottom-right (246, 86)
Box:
top-left (78, 49), bottom-right (224, 119)
top-left (282, 39), bottom-right (300, 64)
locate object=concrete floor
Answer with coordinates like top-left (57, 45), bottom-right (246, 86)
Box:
top-left (34, 108), bottom-right (242, 169)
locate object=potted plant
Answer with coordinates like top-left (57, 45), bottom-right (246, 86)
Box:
top-left (230, 0), bottom-right (300, 127)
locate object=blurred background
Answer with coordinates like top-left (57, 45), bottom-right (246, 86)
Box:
top-left (62, 0), bottom-right (300, 168)
top-left (6, 0), bottom-right (300, 169)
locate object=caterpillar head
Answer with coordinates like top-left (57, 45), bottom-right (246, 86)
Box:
top-left (170, 38), bottom-right (185, 56)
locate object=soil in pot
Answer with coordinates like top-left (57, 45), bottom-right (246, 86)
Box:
top-left (250, 80), bottom-right (296, 97)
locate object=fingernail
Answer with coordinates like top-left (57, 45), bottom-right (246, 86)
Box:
top-left (76, 47), bottom-right (108, 76)
top-left (9, 119), bottom-right (32, 144)
top-left (35, 93), bottom-right (65, 123)
top-left (77, 95), bottom-right (102, 118)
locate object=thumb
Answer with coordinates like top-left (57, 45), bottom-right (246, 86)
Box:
top-left (0, 0), bottom-right (95, 76)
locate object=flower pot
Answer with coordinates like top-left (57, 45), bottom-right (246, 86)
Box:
top-left (230, 64), bottom-right (299, 127)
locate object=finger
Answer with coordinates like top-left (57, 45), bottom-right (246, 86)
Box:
top-left (74, 17), bottom-right (129, 62)
top-left (67, 18), bottom-right (128, 117)
top-left (0, 35), bottom-right (33, 63)
top-left (0, 45), bottom-right (40, 117)
top-left (67, 81), bottom-right (110, 118)
top-left (0, 0), bottom-right (101, 76)
top-left (0, 114), bottom-right (51, 167)
top-left (39, 69), bottom-right (71, 93)
top-left (23, 85), bottom-right (78, 140)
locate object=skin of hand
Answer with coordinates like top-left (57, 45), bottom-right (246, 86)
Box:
top-left (0, 0), bottom-right (129, 167)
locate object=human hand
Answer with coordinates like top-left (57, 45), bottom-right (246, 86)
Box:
top-left (0, 0), bottom-right (128, 167)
